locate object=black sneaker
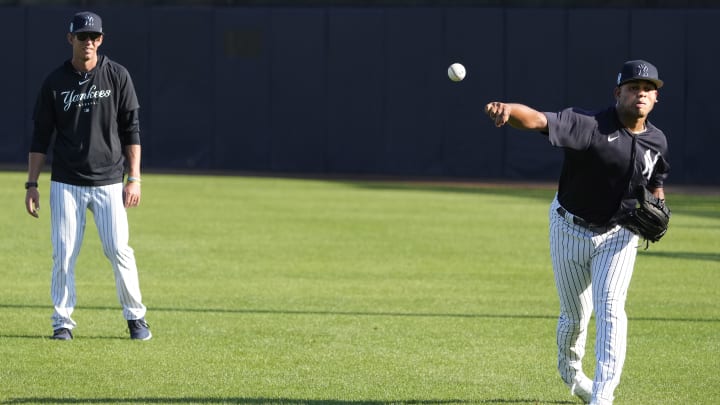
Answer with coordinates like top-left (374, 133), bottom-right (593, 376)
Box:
top-left (128, 318), bottom-right (152, 340)
top-left (51, 328), bottom-right (73, 340)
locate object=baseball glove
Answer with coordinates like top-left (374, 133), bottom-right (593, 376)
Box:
top-left (620, 186), bottom-right (671, 244)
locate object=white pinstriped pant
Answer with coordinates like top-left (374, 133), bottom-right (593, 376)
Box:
top-left (549, 196), bottom-right (638, 405)
top-left (50, 181), bottom-right (147, 330)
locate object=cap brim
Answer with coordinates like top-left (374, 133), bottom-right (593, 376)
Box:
top-left (618, 78), bottom-right (663, 89)
top-left (72, 28), bottom-right (103, 34)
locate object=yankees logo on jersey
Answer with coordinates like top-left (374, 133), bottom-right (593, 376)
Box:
top-left (641, 149), bottom-right (661, 180)
top-left (61, 85), bottom-right (112, 111)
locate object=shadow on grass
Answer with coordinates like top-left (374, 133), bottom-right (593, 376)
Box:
top-left (1, 397), bottom-right (576, 404)
top-left (342, 179), bottom-right (720, 221)
top-left (345, 180), bottom-right (556, 203)
top-left (0, 334), bottom-right (130, 341)
top-left (0, 304), bottom-right (717, 324)
top-left (640, 250), bottom-right (720, 262)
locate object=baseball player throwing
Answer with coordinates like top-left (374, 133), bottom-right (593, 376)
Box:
top-left (25, 11), bottom-right (151, 340)
top-left (484, 60), bottom-right (669, 404)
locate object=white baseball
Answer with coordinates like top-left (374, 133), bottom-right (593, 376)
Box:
top-left (448, 63), bottom-right (466, 82)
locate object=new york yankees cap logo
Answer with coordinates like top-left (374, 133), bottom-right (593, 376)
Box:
top-left (616, 59), bottom-right (663, 89)
top-left (69, 11), bottom-right (103, 34)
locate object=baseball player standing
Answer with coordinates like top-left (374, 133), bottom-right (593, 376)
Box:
top-left (484, 60), bottom-right (669, 404)
top-left (25, 11), bottom-right (151, 341)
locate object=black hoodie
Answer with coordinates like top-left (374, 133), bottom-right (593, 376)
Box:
top-left (31, 55), bottom-right (140, 186)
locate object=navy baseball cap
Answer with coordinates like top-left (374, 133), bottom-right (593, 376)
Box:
top-left (69, 11), bottom-right (103, 34)
top-left (616, 60), bottom-right (663, 89)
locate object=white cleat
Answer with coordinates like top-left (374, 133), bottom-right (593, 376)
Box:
top-left (569, 378), bottom-right (593, 403)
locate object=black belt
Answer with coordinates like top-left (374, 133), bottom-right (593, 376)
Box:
top-left (556, 206), bottom-right (613, 232)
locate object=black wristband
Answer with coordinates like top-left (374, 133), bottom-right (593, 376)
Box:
top-left (25, 181), bottom-right (38, 190)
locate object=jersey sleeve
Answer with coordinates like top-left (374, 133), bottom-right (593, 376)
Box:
top-left (543, 107), bottom-right (595, 150)
top-left (112, 63), bottom-right (141, 145)
top-left (29, 79), bottom-right (56, 154)
top-left (118, 109), bottom-right (141, 146)
top-left (115, 64), bottom-right (140, 113)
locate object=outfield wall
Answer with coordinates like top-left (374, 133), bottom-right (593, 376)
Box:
top-left (4, 6), bottom-right (720, 185)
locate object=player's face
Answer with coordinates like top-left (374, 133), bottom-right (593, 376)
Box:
top-left (614, 80), bottom-right (658, 119)
top-left (67, 32), bottom-right (103, 61)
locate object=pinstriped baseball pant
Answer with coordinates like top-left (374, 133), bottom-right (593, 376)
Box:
top-left (549, 196), bottom-right (638, 405)
top-left (50, 181), bottom-right (147, 330)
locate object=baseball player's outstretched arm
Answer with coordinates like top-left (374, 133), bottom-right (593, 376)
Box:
top-left (485, 102), bottom-right (548, 131)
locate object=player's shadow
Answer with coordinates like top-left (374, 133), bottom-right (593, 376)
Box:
top-left (1, 397), bottom-right (576, 404)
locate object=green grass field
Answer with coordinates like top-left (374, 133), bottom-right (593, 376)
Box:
top-left (0, 171), bottom-right (718, 405)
